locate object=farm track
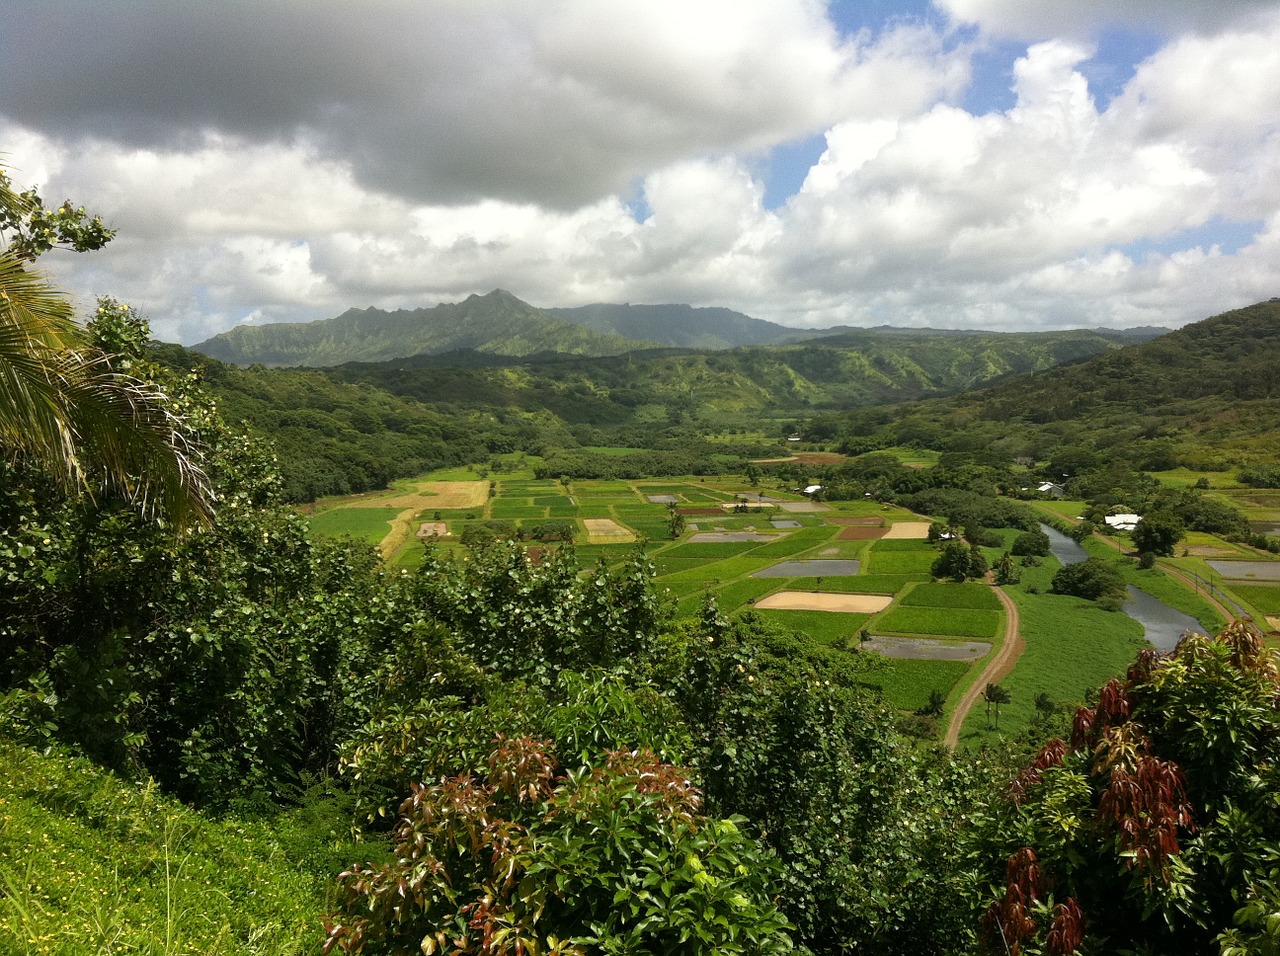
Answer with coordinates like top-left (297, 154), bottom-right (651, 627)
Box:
top-left (944, 581), bottom-right (1023, 749)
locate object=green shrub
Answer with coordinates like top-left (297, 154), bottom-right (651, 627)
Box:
top-left (1051, 557), bottom-right (1127, 602)
top-left (326, 739), bottom-right (795, 955)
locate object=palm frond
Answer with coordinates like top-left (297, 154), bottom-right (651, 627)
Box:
top-left (0, 251), bottom-right (214, 529)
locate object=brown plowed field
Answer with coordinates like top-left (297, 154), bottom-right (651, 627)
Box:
top-left (838, 527), bottom-right (887, 540)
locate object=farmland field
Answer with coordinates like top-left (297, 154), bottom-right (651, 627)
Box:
top-left (308, 506), bottom-right (403, 544)
top-left (304, 464), bottom-right (1222, 743)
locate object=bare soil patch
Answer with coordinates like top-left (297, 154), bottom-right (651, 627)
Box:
top-left (882, 521), bottom-right (932, 540)
top-left (791, 453), bottom-right (847, 465)
top-left (838, 526), bottom-right (887, 540)
top-left (1268, 616), bottom-right (1280, 632)
top-left (417, 522), bottom-right (449, 538)
top-left (755, 591), bottom-right (892, 613)
top-left (777, 501), bottom-right (827, 513)
top-left (584, 518), bottom-right (635, 543)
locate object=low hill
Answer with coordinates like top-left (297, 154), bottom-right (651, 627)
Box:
top-left (192, 290), bottom-right (650, 366)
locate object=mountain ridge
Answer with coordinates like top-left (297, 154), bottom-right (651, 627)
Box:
top-left (192, 290), bottom-right (652, 366)
top-left (193, 289), bottom-right (1172, 367)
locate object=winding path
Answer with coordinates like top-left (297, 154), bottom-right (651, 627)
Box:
top-left (944, 581), bottom-right (1024, 749)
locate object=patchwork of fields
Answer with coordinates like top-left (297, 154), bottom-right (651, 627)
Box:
top-left (307, 467), bottom-right (1280, 743)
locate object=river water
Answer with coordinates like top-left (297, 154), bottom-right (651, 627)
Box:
top-left (1038, 524), bottom-right (1201, 652)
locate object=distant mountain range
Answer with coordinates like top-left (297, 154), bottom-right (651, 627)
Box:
top-left (192, 288), bottom-right (1170, 368)
top-left (192, 290), bottom-right (647, 367)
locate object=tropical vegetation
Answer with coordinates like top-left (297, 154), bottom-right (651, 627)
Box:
top-left (2, 166), bottom-right (1279, 955)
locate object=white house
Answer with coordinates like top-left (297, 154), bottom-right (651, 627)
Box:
top-left (803, 484), bottom-right (823, 496)
top-left (1104, 513), bottom-right (1141, 531)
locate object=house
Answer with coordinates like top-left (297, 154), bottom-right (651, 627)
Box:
top-left (802, 484), bottom-right (823, 496)
top-left (1104, 513), bottom-right (1141, 531)
top-left (1037, 481), bottom-right (1065, 498)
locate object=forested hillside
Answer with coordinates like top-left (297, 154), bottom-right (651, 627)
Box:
top-left (809, 300), bottom-right (1280, 472)
top-left (177, 324), bottom-right (1137, 501)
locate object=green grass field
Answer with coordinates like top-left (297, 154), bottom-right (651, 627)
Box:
top-left (956, 561), bottom-right (1146, 746)
top-left (308, 506), bottom-right (402, 543)
top-left (1232, 584), bottom-right (1280, 615)
top-left (875, 606), bottom-right (1002, 639)
top-left (900, 583), bottom-right (1001, 610)
top-left (750, 609), bottom-right (870, 647)
top-left (859, 657), bottom-right (970, 712)
top-left (864, 549), bottom-right (938, 576)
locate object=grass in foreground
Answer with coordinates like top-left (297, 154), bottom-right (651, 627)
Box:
top-left (0, 739), bottom-right (343, 955)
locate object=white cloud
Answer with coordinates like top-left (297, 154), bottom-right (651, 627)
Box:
top-left (3, 2), bottom-right (1279, 343)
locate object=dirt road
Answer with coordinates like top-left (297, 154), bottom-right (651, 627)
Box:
top-left (944, 582), bottom-right (1024, 749)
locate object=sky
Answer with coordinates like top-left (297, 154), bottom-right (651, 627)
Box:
top-left (3, 0), bottom-right (1280, 344)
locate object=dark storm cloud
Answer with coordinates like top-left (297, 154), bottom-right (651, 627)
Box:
top-left (1, 1), bottom-right (921, 210)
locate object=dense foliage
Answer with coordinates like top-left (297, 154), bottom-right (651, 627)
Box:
top-left (326, 739), bottom-right (796, 955)
top-left (986, 622), bottom-right (1280, 955)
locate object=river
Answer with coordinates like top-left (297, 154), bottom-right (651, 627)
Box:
top-left (1038, 523), bottom-right (1201, 652)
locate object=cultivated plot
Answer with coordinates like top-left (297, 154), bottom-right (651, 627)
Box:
top-left (584, 518), bottom-right (635, 543)
top-left (754, 591), bottom-right (892, 613)
top-left (1207, 560), bottom-right (1280, 581)
top-left (861, 637), bottom-right (991, 661)
top-left (751, 559), bottom-right (861, 578)
top-left (881, 521), bottom-right (932, 539)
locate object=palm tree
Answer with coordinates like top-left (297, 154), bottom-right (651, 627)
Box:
top-left (0, 173), bottom-right (213, 529)
top-left (984, 682), bottom-right (1012, 728)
